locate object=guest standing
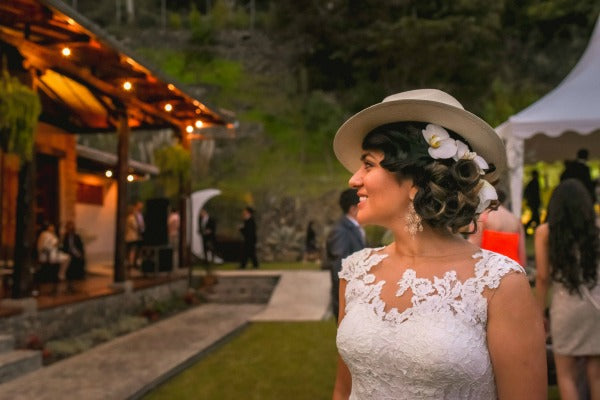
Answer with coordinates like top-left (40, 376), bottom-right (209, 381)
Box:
top-left (125, 205), bottom-right (140, 272)
top-left (199, 208), bottom-right (217, 264)
top-left (325, 189), bottom-right (365, 321)
top-left (134, 200), bottom-right (145, 242)
top-left (560, 148), bottom-right (595, 201)
top-left (239, 206), bottom-right (259, 269)
top-left (468, 189), bottom-right (526, 266)
top-left (535, 179), bottom-right (600, 400)
top-left (168, 206), bottom-right (180, 268)
top-left (304, 220), bottom-right (319, 262)
top-left (524, 170), bottom-right (541, 233)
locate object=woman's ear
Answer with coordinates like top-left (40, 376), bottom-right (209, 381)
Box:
top-left (409, 185), bottom-right (419, 201)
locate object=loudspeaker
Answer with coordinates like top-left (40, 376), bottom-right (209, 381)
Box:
top-left (158, 247), bottom-right (173, 271)
top-left (140, 246), bottom-right (173, 273)
top-left (144, 198), bottom-right (169, 245)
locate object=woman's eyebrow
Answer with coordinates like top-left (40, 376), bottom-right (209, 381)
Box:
top-left (360, 152), bottom-right (372, 161)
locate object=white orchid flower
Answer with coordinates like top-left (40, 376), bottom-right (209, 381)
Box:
top-left (476, 180), bottom-right (498, 214)
top-left (454, 141), bottom-right (489, 175)
top-left (422, 124), bottom-right (457, 159)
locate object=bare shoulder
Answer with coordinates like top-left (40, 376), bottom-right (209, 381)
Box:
top-left (488, 268), bottom-right (536, 318)
top-left (535, 223), bottom-right (548, 238)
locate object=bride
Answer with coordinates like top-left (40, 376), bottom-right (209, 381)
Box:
top-left (332, 89), bottom-right (547, 399)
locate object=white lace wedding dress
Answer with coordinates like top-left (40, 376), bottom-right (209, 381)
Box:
top-left (336, 247), bottom-right (524, 400)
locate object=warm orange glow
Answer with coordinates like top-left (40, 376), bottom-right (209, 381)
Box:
top-left (187, 133), bottom-right (206, 140)
top-left (67, 18), bottom-right (75, 25)
top-left (167, 84), bottom-right (175, 91)
top-left (186, 125), bottom-right (194, 133)
top-left (123, 81), bottom-right (132, 91)
top-left (193, 100), bottom-right (200, 106)
top-left (89, 39), bottom-right (101, 49)
top-left (105, 170), bottom-right (113, 178)
top-left (195, 120), bottom-right (203, 128)
top-left (195, 109), bottom-right (201, 114)
top-left (61, 47), bottom-right (71, 57)
top-left (127, 174), bottom-right (134, 182)
top-left (164, 103), bottom-right (173, 112)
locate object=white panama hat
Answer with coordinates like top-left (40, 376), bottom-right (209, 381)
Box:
top-left (333, 89), bottom-right (506, 181)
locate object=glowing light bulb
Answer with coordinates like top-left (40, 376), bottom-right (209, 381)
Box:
top-left (164, 103), bottom-right (173, 112)
top-left (195, 120), bottom-right (203, 128)
top-left (61, 47), bottom-right (71, 57)
top-left (105, 170), bottom-right (113, 178)
top-left (186, 125), bottom-right (194, 133)
top-left (123, 81), bottom-right (132, 91)
top-left (127, 174), bottom-right (134, 182)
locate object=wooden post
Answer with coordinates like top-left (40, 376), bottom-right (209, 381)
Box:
top-left (11, 159), bottom-right (35, 298)
top-left (113, 109), bottom-right (129, 283)
top-left (11, 68), bottom-right (38, 298)
top-left (178, 127), bottom-right (191, 284)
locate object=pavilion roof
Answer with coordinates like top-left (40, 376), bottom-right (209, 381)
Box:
top-left (0, 0), bottom-right (235, 136)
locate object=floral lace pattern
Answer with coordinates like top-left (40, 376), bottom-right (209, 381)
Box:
top-left (337, 247), bottom-right (524, 400)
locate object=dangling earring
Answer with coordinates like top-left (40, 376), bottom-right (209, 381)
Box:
top-left (405, 201), bottom-right (423, 237)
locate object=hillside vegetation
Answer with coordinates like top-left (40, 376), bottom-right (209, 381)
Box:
top-left (73, 0), bottom-right (599, 242)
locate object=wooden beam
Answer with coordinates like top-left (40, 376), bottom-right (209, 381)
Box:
top-left (0, 32), bottom-right (187, 131)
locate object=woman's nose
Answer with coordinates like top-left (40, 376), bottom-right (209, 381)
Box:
top-left (348, 170), bottom-right (362, 188)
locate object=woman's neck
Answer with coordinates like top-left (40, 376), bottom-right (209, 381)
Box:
top-left (389, 225), bottom-right (470, 258)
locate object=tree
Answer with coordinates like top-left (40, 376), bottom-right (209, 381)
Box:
top-left (154, 142), bottom-right (191, 201)
top-left (0, 64), bottom-right (41, 298)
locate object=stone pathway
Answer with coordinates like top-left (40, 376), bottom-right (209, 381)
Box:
top-left (251, 270), bottom-right (331, 321)
top-left (0, 270), bottom-right (331, 399)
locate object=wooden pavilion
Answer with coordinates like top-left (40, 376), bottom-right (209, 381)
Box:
top-left (0, 0), bottom-right (235, 296)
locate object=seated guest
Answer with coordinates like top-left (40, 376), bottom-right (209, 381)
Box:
top-left (37, 221), bottom-right (70, 294)
top-left (61, 221), bottom-right (86, 285)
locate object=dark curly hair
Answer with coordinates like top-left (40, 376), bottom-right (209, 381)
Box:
top-left (547, 179), bottom-right (599, 294)
top-left (361, 122), bottom-right (495, 233)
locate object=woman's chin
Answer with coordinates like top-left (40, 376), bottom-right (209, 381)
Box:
top-left (356, 212), bottom-right (372, 226)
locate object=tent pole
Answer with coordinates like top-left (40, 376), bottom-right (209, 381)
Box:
top-left (506, 135), bottom-right (525, 218)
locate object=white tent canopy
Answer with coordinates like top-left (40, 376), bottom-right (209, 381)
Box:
top-left (496, 15), bottom-right (600, 215)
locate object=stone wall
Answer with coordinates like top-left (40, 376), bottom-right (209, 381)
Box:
top-left (255, 191), bottom-right (342, 262)
top-left (0, 279), bottom-right (188, 347)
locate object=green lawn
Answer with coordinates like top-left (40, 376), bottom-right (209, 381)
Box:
top-left (144, 321), bottom-right (339, 400)
top-left (154, 256), bottom-right (561, 400)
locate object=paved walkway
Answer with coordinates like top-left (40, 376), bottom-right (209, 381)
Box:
top-left (0, 270), bottom-right (331, 399)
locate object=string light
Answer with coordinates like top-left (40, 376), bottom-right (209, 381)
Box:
top-left (123, 81), bottom-right (132, 91)
top-left (105, 170), bottom-right (113, 178)
top-left (195, 120), bottom-right (203, 128)
top-left (186, 125), bottom-right (194, 133)
top-left (164, 103), bottom-right (173, 112)
top-left (127, 174), bottom-right (134, 182)
top-left (61, 47), bottom-right (71, 57)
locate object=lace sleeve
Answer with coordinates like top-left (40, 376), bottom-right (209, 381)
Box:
top-left (338, 249), bottom-right (364, 281)
top-left (476, 250), bottom-right (526, 291)
top-left (338, 247), bottom-right (386, 282)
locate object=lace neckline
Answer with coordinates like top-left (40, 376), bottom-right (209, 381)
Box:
top-left (355, 248), bottom-right (490, 325)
